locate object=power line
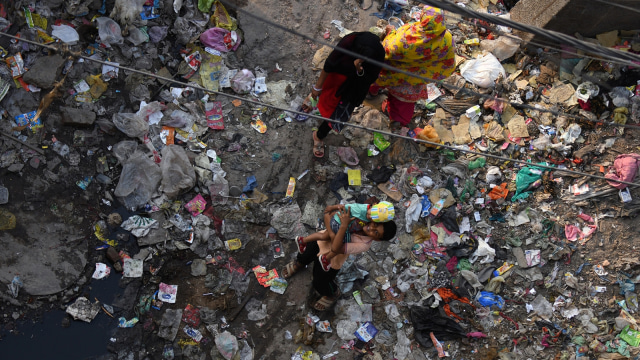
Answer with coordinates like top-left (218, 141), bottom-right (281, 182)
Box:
top-left (215, 1), bottom-right (640, 131)
top-left (417, 0), bottom-right (640, 64)
top-left (591, 0), bottom-right (640, 14)
top-left (450, 14), bottom-right (640, 69)
top-left (0, 32), bottom-right (636, 187)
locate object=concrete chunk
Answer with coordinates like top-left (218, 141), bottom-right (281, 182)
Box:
top-left (22, 54), bottom-right (66, 89)
top-left (60, 106), bottom-right (96, 126)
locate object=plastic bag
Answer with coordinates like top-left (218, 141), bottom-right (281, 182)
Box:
top-left (230, 69), bottom-right (255, 94)
top-left (51, 25), bottom-right (79, 43)
top-left (470, 238), bottom-right (495, 264)
top-left (127, 27), bottom-right (149, 45)
top-left (460, 53), bottom-right (506, 88)
top-left (198, 0), bottom-right (215, 12)
top-left (200, 27), bottom-right (241, 52)
top-left (610, 86), bottom-right (633, 108)
top-left (485, 166), bottom-right (502, 183)
top-left (212, 1), bottom-right (237, 30)
top-left (337, 147), bottom-right (359, 166)
top-left (148, 26), bottom-right (169, 43)
top-left (160, 145), bottom-right (196, 198)
top-left (215, 331), bottom-right (238, 360)
top-left (95, 17), bottom-right (124, 45)
top-left (208, 176), bottom-right (229, 205)
top-left (416, 125), bottom-right (440, 146)
top-left (477, 291), bottom-right (504, 309)
top-left (163, 109), bottom-right (195, 129)
top-left (112, 140), bottom-right (139, 163)
top-left (114, 151), bottom-right (162, 209)
top-left (479, 35), bottom-right (521, 61)
top-left (113, 113), bottom-right (148, 138)
top-left (405, 194), bottom-right (422, 233)
top-left (366, 164), bottom-right (396, 184)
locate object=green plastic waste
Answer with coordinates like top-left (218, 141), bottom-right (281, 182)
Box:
top-left (468, 157), bottom-right (486, 170)
top-left (456, 258), bottom-right (472, 271)
top-left (373, 133), bottom-right (391, 152)
top-left (459, 179), bottom-right (476, 202)
top-left (620, 325), bottom-right (640, 347)
top-left (512, 163), bottom-right (548, 201)
top-left (198, 0), bottom-right (215, 12)
top-left (441, 149), bottom-right (456, 161)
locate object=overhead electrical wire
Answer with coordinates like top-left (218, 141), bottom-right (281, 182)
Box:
top-left (417, 0), bottom-right (640, 64)
top-left (0, 32), bottom-right (637, 187)
top-left (216, 0), bottom-right (640, 131)
top-left (591, 0), bottom-right (640, 14)
top-left (449, 14), bottom-right (640, 69)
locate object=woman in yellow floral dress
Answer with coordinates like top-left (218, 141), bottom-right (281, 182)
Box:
top-left (371, 6), bottom-right (456, 127)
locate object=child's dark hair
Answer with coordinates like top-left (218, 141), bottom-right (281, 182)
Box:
top-left (381, 221), bottom-right (397, 241)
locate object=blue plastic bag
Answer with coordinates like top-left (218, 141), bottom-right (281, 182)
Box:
top-left (477, 291), bottom-right (505, 309)
top-left (420, 195), bottom-right (431, 217)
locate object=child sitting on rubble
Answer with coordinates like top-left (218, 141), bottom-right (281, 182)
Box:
top-left (295, 201), bottom-right (397, 271)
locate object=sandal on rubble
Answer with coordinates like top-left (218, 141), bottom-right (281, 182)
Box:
top-left (312, 131), bottom-right (324, 158)
top-left (295, 236), bottom-right (306, 254)
top-left (313, 294), bottom-right (337, 311)
top-left (282, 261), bottom-right (301, 279)
top-left (319, 254), bottom-right (331, 272)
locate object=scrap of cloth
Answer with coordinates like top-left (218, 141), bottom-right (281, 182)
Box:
top-left (605, 153), bottom-right (640, 189)
top-left (374, 5), bottom-right (456, 102)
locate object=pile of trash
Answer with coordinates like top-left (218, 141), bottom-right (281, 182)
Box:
top-left (1, 0), bottom-right (640, 359)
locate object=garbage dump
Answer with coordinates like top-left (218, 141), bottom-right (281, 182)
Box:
top-left (1, 0), bottom-right (640, 359)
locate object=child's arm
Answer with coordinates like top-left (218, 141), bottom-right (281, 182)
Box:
top-left (324, 204), bottom-right (345, 214)
top-left (329, 208), bottom-right (355, 256)
top-left (323, 204), bottom-right (345, 238)
top-left (324, 211), bottom-right (335, 238)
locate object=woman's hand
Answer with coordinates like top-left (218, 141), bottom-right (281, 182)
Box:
top-left (301, 94), bottom-right (313, 113)
top-left (311, 87), bottom-right (321, 99)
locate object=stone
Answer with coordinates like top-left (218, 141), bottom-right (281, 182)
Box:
top-left (7, 163), bottom-right (24, 173)
top-left (60, 107), bottom-right (97, 126)
top-left (22, 55), bottom-right (66, 89)
top-left (191, 259), bottom-right (207, 276)
top-left (512, 247), bottom-right (528, 268)
top-left (29, 157), bottom-right (42, 169)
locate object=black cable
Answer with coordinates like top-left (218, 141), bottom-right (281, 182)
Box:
top-left (591, 0), bottom-right (640, 14)
top-left (417, 0), bottom-right (640, 64)
top-left (451, 14), bottom-right (640, 69)
top-left (0, 33), bottom-right (637, 186)
top-left (215, 1), bottom-right (640, 131)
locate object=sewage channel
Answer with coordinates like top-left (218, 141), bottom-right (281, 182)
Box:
top-left (0, 273), bottom-right (123, 359)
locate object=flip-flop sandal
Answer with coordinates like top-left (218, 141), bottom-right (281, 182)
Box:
top-left (312, 131), bottom-right (325, 158)
top-left (313, 295), bottom-right (337, 311)
top-left (282, 261), bottom-right (301, 279)
top-left (319, 254), bottom-right (331, 272)
top-left (295, 236), bottom-right (306, 254)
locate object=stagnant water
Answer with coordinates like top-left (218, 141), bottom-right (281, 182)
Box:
top-left (0, 273), bottom-right (123, 359)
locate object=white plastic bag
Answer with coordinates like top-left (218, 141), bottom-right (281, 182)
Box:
top-left (460, 53), bottom-right (506, 88)
top-left (480, 36), bottom-right (521, 61)
top-left (470, 238), bottom-right (495, 264)
top-left (51, 25), bottom-right (79, 43)
top-left (96, 17), bottom-right (124, 45)
top-left (405, 194), bottom-right (422, 233)
top-left (230, 69), bottom-right (255, 94)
